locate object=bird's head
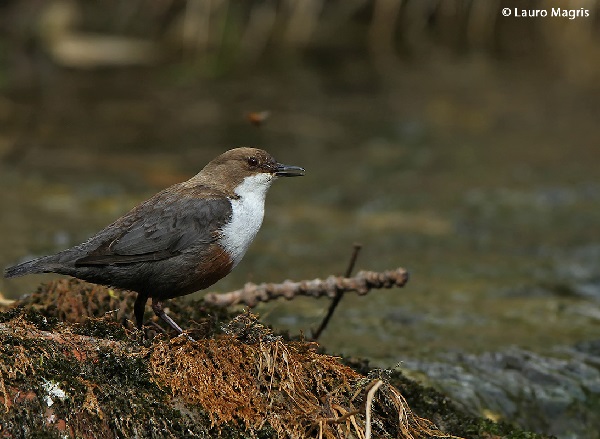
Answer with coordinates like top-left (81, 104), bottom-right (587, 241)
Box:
top-left (193, 147), bottom-right (305, 195)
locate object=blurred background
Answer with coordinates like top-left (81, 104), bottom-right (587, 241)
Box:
top-left (0, 0), bottom-right (599, 433)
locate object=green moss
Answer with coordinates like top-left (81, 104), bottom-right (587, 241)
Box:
top-left (71, 317), bottom-right (129, 341)
top-left (0, 306), bottom-right (60, 331)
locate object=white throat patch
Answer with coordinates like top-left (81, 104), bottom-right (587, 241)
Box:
top-left (219, 173), bottom-right (274, 267)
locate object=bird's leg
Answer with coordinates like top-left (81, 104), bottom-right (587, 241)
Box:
top-left (151, 297), bottom-right (184, 335)
top-left (134, 292), bottom-right (149, 329)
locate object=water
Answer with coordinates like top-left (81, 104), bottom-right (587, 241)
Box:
top-left (1, 60), bottom-right (599, 366)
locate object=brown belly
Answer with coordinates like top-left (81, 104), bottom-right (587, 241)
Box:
top-left (169, 244), bottom-right (234, 299)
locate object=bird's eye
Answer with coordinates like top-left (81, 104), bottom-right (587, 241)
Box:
top-left (247, 157), bottom-right (258, 167)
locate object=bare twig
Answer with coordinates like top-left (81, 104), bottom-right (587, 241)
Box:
top-left (203, 267), bottom-right (409, 308)
top-left (312, 243), bottom-right (362, 340)
top-left (343, 244), bottom-right (363, 278)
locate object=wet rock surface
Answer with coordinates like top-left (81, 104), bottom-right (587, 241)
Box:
top-left (401, 342), bottom-right (600, 438)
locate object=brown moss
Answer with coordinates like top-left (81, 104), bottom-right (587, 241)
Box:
top-left (151, 312), bottom-right (452, 439)
top-left (19, 278), bottom-right (135, 324)
top-left (14, 278), bottom-right (235, 340)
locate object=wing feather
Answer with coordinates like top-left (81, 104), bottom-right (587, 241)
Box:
top-left (75, 191), bottom-right (232, 266)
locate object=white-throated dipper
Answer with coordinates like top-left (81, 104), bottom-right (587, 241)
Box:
top-left (4, 147), bottom-right (304, 334)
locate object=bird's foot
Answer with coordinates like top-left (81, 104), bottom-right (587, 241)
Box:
top-left (151, 297), bottom-right (195, 341)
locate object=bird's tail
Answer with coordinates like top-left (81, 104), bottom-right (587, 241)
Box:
top-left (4, 255), bottom-right (57, 279)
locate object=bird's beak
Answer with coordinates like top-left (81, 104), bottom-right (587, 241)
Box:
top-left (274, 163), bottom-right (305, 177)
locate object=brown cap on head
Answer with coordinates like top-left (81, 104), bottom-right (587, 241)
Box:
top-left (191, 148), bottom-right (304, 192)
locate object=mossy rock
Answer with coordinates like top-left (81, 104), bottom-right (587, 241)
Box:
top-left (0, 279), bottom-right (550, 438)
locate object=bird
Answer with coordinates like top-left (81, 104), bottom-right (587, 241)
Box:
top-left (4, 147), bottom-right (304, 334)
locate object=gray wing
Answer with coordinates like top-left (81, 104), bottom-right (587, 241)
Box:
top-left (74, 194), bottom-right (232, 266)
